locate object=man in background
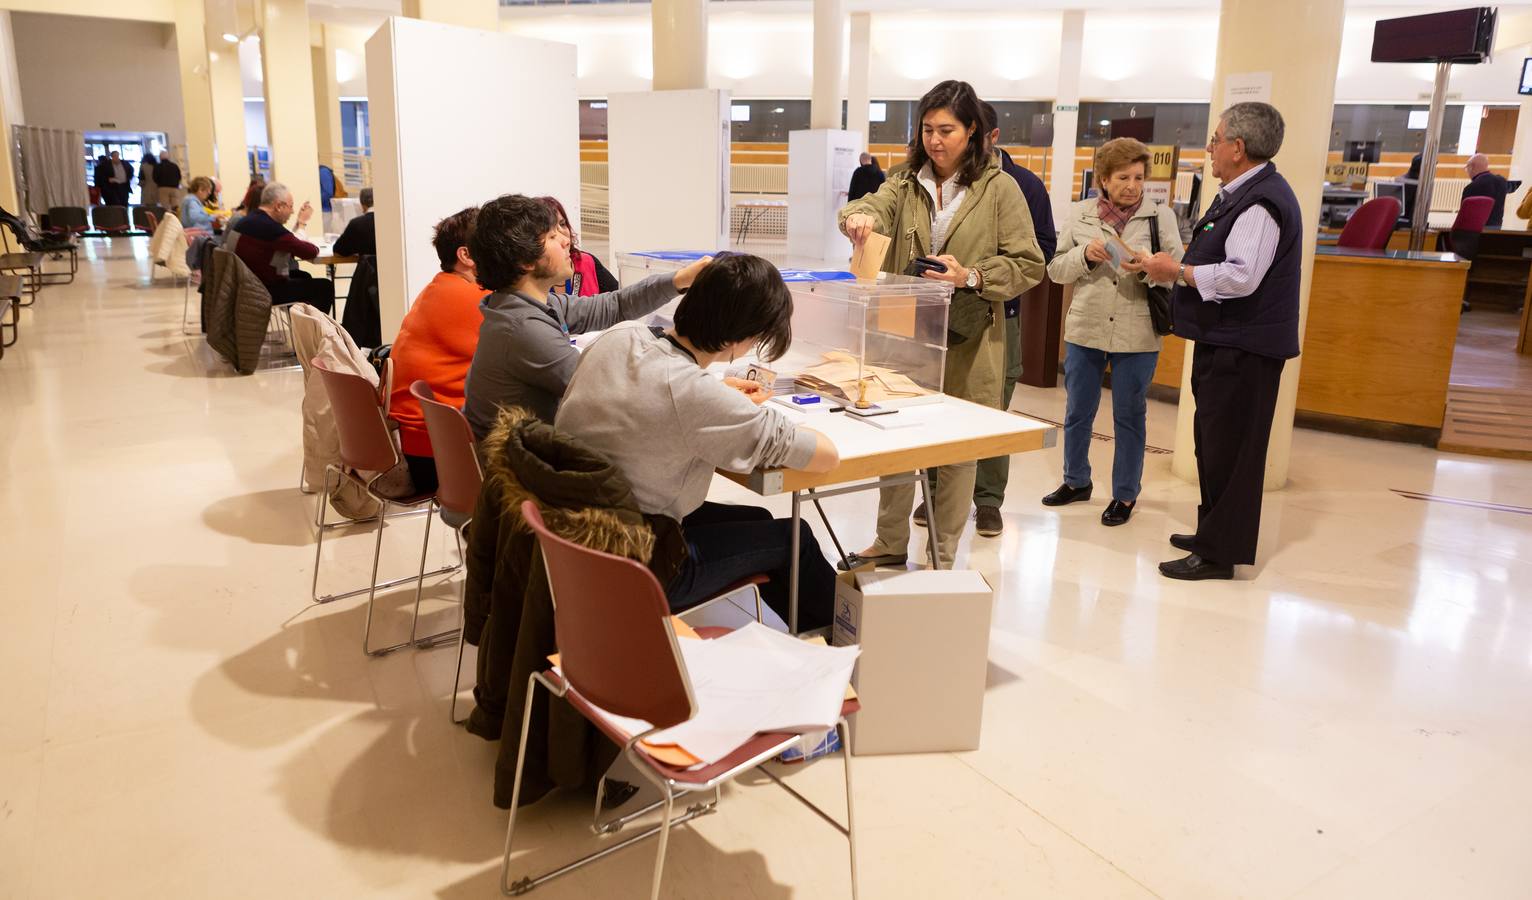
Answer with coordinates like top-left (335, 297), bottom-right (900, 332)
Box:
top-left (230, 182), bottom-right (334, 312)
top-left (1462, 153), bottom-right (1508, 228)
top-left (154, 154), bottom-right (183, 211)
top-left (103, 151), bottom-right (132, 206)
top-left (333, 186), bottom-right (376, 257)
top-left (847, 152), bottom-right (884, 202)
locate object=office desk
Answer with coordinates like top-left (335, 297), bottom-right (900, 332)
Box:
top-left (721, 396), bottom-right (1057, 631)
top-left (1152, 247), bottom-right (1469, 433)
top-left (312, 252), bottom-right (359, 314)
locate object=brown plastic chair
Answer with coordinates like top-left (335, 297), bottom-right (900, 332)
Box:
top-left (502, 499), bottom-right (859, 899)
top-left (410, 379), bottom-right (485, 722)
top-left (310, 357), bottom-right (459, 656)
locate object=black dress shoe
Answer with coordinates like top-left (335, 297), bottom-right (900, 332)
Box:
top-left (1158, 553), bottom-right (1233, 581)
top-left (1101, 499), bottom-right (1135, 526)
top-left (836, 551), bottom-right (908, 571)
top-left (1169, 533), bottom-right (1196, 552)
top-left (1041, 482), bottom-right (1092, 506)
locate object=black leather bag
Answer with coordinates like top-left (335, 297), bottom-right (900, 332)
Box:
top-left (1145, 216), bottom-right (1174, 336)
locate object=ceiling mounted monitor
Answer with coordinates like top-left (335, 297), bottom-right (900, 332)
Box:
top-left (1371, 7), bottom-right (1497, 64)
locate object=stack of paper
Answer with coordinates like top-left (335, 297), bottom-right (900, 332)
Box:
top-left (560, 623), bottom-right (860, 769)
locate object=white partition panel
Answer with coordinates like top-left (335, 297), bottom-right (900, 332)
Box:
top-left (608, 89), bottom-right (730, 256)
top-left (788, 128), bottom-right (861, 265)
top-left (366, 18), bottom-right (579, 340)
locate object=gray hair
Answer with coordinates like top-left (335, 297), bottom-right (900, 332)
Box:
top-left (259, 182), bottom-right (291, 207)
top-left (1220, 102), bottom-right (1284, 162)
top-left (359, 186), bottom-right (374, 208)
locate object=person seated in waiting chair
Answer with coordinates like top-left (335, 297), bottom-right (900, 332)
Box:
top-left (386, 206), bottom-right (483, 493)
top-left (230, 182), bottom-right (334, 313)
top-left (555, 253), bottom-right (842, 631)
top-left (461, 193), bottom-right (709, 438)
top-left (332, 186), bottom-right (376, 258)
top-left (178, 177), bottom-right (223, 236)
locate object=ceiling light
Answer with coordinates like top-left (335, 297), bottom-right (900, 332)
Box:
top-left (773, 107), bottom-right (785, 114)
top-left (222, 32), bottom-right (240, 43)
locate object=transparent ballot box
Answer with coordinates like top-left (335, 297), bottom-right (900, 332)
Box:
top-left (616, 250), bottom-right (712, 329)
top-left (779, 273), bottom-right (952, 407)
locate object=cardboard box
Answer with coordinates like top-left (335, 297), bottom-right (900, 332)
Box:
top-left (832, 569), bottom-right (994, 755)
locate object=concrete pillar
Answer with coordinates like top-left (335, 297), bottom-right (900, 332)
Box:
top-left (1048, 11), bottom-right (1084, 223)
top-left (810, 0), bottom-right (845, 131)
top-left (207, 38), bottom-right (249, 204)
top-left (652, 0), bottom-right (707, 91)
top-left (311, 24), bottom-right (343, 169)
top-left (172, 0), bottom-right (216, 179)
top-left (402, 0), bottom-right (498, 32)
top-left (846, 12), bottom-right (871, 152)
top-left (0, 11), bottom-right (23, 215)
top-left (258, 0), bottom-right (321, 215)
top-left (1169, 0), bottom-right (1346, 489)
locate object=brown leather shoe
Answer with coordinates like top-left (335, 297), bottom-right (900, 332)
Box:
top-left (975, 505), bottom-right (1003, 537)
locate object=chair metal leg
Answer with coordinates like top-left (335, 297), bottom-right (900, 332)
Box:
top-left (751, 584), bottom-right (764, 623)
top-left (407, 501), bottom-right (436, 644)
top-left (502, 675), bottom-right (545, 896)
top-left (414, 520), bottom-right (464, 650)
top-left (839, 717), bottom-right (859, 900)
top-left (362, 498), bottom-right (424, 657)
top-left (649, 792), bottom-right (677, 900)
top-left (449, 615), bottom-right (470, 724)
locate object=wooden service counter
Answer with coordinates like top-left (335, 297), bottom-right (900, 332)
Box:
top-left (1151, 246), bottom-right (1470, 439)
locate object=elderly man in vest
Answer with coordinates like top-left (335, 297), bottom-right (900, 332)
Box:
top-left (1134, 102), bottom-right (1301, 581)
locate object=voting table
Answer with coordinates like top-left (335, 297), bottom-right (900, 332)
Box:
top-left (721, 396), bottom-right (1057, 632)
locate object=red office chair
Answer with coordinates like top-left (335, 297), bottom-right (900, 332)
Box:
top-left (1438, 196), bottom-right (1494, 260)
top-left (1337, 196), bottom-right (1402, 251)
top-left (410, 380), bottom-right (486, 722)
top-left (502, 499), bottom-right (859, 899)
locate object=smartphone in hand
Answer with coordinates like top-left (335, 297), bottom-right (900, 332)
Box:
top-left (908, 256), bottom-right (948, 276)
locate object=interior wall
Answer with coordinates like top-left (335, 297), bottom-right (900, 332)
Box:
top-left (238, 22), bottom-right (371, 99)
top-left (501, 6), bottom-right (1531, 106)
top-left (11, 11), bottom-right (187, 144)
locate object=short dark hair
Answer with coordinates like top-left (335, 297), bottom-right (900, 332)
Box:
top-left (359, 187), bottom-right (374, 209)
top-left (432, 206), bottom-right (479, 273)
top-left (980, 100), bottom-right (998, 134)
top-left (469, 194), bottom-right (558, 292)
top-left (907, 80), bottom-right (989, 187)
top-left (673, 254), bottom-right (793, 362)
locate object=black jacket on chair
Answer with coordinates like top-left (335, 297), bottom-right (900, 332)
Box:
top-left (332, 211), bottom-right (376, 258)
top-left (340, 254), bottom-right (381, 349)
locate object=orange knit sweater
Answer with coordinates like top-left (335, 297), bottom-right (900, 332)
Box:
top-left (389, 271), bottom-right (487, 457)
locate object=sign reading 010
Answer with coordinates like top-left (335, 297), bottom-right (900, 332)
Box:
top-left (1147, 146), bottom-right (1179, 181)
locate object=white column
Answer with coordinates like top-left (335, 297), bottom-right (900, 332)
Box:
top-left (810, 0), bottom-right (846, 130)
top-left (0, 12), bottom-right (23, 214)
top-left (401, 0), bottom-right (498, 32)
top-left (258, 0), bottom-right (321, 215)
top-left (1170, 0), bottom-right (1346, 489)
top-left (652, 0), bottom-right (707, 91)
top-left (846, 12), bottom-right (872, 153)
top-left (172, 0), bottom-right (216, 179)
top-left (311, 24), bottom-right (343, 170)
top-left (1048, 11), bottom-right (1084, 223)
top-left (1508, 96), bottom-right (1532, 228)
top-left (207, 41), bottom-right (249, 204)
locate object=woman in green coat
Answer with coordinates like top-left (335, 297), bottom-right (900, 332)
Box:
top-left (837, 79), bottom-right (1045, 569)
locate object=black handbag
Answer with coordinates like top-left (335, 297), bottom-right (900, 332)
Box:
top-left (1145, 215), bottom-right (1174, 336)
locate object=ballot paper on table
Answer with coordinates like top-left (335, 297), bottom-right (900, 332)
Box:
top-left (556, 622), bottom-right (860, 769)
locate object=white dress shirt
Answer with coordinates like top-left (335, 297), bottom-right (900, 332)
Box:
top-left (916, 163), bottom-right (967, 254)
top-left (1195, 162), bottom-right (1281, 304)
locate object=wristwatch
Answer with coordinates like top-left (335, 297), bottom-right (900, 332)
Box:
top-left (965, 268), bottom-right (980, 290)
top-left (1176, 263), bottom-right (1187, 287)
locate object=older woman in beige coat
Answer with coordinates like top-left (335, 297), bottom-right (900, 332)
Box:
top-left (837, 79), bottom-right (1044, 568)
top-left (1042, 138), bottom-right (1182, 526)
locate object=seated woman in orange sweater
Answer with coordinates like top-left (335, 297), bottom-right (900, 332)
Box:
top-left (387, 206), bottom-right (483, 492)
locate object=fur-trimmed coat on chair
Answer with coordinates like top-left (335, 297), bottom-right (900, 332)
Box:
top-left (464, 406), bottom-right (686, 809)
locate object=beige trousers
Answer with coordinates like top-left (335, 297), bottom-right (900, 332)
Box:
top-left (157, 186), bottom-right (181, 211)
top-left (868, 461), bottom-right (977, 569)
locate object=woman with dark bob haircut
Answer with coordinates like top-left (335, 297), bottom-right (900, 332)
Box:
top-left (556, 254), bottom-right (842, 630)
top-left (837, 79), bottom-right (1045, 569)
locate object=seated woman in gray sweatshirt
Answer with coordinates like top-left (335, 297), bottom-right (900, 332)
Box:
top-left (462, 193), bottom-right (710, 437)
top-left (556, 254), bottom-right (841, 631)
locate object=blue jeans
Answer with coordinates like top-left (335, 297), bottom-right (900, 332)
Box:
top-left (1061, 342), bottom-right (1159, 502)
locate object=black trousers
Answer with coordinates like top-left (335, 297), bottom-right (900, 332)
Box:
top-left (1189, 342), bottom-right (1286, 566)
top-left (666, 502), bottom-right (836, 632)
top-left (270, 272), bottom-right (334, 314)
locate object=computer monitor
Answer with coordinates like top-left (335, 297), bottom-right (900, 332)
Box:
top-left (1374, 181), bottom-right (1411, 225)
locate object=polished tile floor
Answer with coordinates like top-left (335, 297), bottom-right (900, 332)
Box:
top-left (3, 242), bottom-right (1531, 899)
